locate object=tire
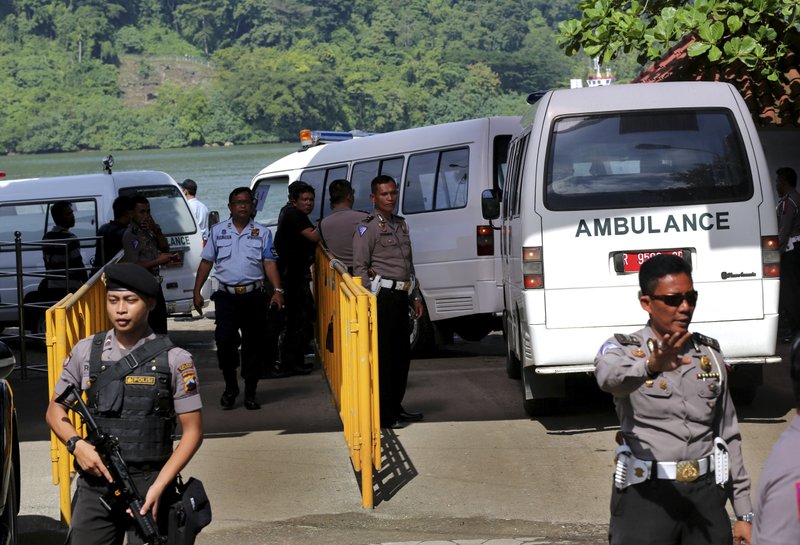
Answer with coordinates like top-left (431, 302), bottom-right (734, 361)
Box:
top-left (731, 385), bottom-right (758, 406)
top-left (522, 367), bottom-right (559, 417)
top-left (409, 304), bottom-right (435, 358)
top-left (453, 316), bottom-right (493, 342)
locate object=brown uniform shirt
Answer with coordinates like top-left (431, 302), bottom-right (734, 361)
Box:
top-left (122, 223), bottom-right (161, 275)
top-left (318, 208), bottom-right (368, 268)
top-left (352, 212), bottom-right (419, 295)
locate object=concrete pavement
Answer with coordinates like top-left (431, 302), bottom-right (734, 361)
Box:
top-left (8, 305), bottom-right (796, 545)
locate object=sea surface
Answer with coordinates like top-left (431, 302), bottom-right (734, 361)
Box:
top-left (0, 143), bottom-right (299, 216)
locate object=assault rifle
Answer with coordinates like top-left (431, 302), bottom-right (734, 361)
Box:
top-left (57, 384), bottom-right (167, 545)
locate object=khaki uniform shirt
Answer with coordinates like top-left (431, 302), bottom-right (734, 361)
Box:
top-left (54, 329), bottom-right (202, 415)
top-left (595, 325), bottom-right (752, 516)
top-left (122, 223), bottom-right (162, 275)
top-left (352, 212), bottom-right (419, 295)
top-left (318, 208), bottom-right (368, 268)
top-left (752, 414), bottom-right (800, 545)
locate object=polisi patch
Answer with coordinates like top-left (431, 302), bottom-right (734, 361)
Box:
top-left (125, 375), bottom-right (156, 385)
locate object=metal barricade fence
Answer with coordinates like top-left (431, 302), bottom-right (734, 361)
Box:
top-left (313, 246), bottom-right (381, 508)
top-left (46, 269), bottom-right (110, 524)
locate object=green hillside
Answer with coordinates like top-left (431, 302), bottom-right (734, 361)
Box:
top-left (0, 0), bottom-right (639, 154)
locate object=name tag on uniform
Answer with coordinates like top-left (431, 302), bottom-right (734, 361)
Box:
top-left (125, 376), bottom-right (156, 385)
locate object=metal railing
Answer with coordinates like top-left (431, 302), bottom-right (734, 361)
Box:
top-left (46, 269), bottom-right (110, 524)
top-left (313, 245), bottom-right (381, 508)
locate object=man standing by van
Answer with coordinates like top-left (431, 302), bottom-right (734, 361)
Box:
top-left (595, 254), bottom-right (752, 545)
top-left (353, 175), bottom-right (424, 429)
top-left (318, 179), bottom-right (367, 272)
top-left (123, 196), bottom-right (176, 335)
top-left (776, 167), bottom-right (800, 342)
top-left (42, 201), bottom-right (89, 292)
top-left (180, 179), bottom-right (210, 242)
top-left (95, 195), bottom-right (135, 268)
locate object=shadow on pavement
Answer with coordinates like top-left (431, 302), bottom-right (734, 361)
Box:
top-left (370, 428), bottom-right (418, 507)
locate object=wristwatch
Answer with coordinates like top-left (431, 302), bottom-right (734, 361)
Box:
top-left (736, 512), bottom-right (754, 523)
top-left (274, 287), bottom-right (285, 294)
top-left (65, 435), bottom-right (82, 454)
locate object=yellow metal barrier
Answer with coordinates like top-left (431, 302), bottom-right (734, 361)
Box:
top-left (46, 271), bottom-right (110, 524)
top-left (313, 246), bottom-right (381, 508)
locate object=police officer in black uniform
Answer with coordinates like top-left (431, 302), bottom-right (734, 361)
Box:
top-left (46, 263), bottom-right (203, 545)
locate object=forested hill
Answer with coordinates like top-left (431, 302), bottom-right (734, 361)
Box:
top-left (0, 0), bottom-right (633, 154)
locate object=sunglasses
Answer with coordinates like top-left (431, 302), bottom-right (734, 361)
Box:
top-left (649, 290), bottom-right (699, 307)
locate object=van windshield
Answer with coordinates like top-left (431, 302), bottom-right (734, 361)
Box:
top-left (119, 186), bottom-right (196, 235)
top-left (252, 176), bottom-right (289, 226)
top-left (544, 109), bottom-right (753, 211)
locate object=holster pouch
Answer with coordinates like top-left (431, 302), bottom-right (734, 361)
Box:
top-left (370, 275), bottom-right (382, 295)
top-left (614, 444), bottom-right (650, 490)
top-left (93, 380), bottom-right (124, 414)
top-left (713, 437), bottom-right (730, 486)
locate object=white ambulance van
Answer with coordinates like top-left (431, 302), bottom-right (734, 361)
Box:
top-left (0, 166), bottom-right (208, 334)
top-left (488, 82), bottom-right (780, 415)
top-left (251, 117), bottom-right (521, 353)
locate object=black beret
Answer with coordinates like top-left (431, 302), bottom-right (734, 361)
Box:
top-left (104, 263), bottom-right (159, 298)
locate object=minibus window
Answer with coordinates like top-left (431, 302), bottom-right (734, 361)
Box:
top-left (352, 157), bottom-right (403, 212)
top-left (404, 147), bottom-right (470, 214)
top-left (0, 203), bottom-right (49, 242)
top-left (544, 110), bottom-right (753, 211)
top-left (253, 176), bottom-right (289, 226)
top-left (119, 186), bottom-right (196, 235)
top-left (493, 135), bottom-right (512, 192)
top-left (299, 165), bottom-right (348, 222)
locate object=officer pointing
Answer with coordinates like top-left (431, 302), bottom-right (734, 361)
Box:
top-left (595, 254), bottom-right (752, 545)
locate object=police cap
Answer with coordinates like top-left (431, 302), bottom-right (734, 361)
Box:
top-left (104, 263), bottom-right (159, 298)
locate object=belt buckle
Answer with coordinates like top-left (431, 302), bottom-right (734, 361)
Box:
top-left (676, 459), bottom-right (700, 482)
top-left (234, 285), bottom-right (247, 295)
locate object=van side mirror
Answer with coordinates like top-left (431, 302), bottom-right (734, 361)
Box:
top-left (0, 342), bottom-right (15, 381)
top-left (209, 211), bottom-right (219, 228)
top-left (481, 189), bottom-right (500, 221)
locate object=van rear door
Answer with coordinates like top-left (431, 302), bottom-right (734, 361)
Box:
top-left (535, 108), bottom-right (765, 330)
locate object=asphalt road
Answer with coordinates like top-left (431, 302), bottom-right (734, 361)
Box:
top-left (5, 312), bottom-right (796, 545)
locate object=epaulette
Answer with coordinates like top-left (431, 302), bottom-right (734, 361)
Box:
top-left (613, 333), bottom-right (641, 347)
top-left (362, 215), bottom-right (374, 224)
top-left (692, 332), bottom-right (720, 352)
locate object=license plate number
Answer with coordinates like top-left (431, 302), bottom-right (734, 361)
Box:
top-left (617, 249), bottom-right (685, 273)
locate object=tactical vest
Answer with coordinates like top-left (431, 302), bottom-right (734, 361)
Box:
top-left (86, 332), bottom-right (176, 463)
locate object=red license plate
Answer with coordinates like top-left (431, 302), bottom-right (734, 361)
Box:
top-left (618, 249), bottom-right (685, 273)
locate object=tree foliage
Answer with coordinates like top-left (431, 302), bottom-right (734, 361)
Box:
top-left (0, 0), bottom-right (594, 154)
top-left (558, 0), bottom-right (800, 83)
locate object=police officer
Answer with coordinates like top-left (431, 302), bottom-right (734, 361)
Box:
top-left (45, 263), bottom-right (203, 545)
top-left (318, 179), bottom-right (368, 273)
top-left (122, 195), bottom-right (177, 335)
top-left (352, 175), bottom-right (424, 429)
top-left (752, 338), bottom-right (800, 544)
top-left (192, 187), bottom-right (284, 410)
top-left (595, 254), bottom-right (752, 545)
top-left (42, 200), bottom-right (89, 292)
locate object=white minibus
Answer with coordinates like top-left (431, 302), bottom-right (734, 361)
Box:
top-left (0, 167), bottom-right (209, 335)
top-left (489, 82), bottom-right (780, 415)
top-left (251, 117), bottom-right (521, 353)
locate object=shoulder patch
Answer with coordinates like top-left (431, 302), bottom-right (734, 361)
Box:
top-left (599, 341), bottom-right (621, 356)
top-left (614, 333), bottom-right (641, 347)
top-left (692, 332), bottom-right (720, 352)
top-left (358, 224), bottom-right (368, 237)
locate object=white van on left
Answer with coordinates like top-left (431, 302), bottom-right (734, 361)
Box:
top-left (0, 169), bottom-right (208, 335)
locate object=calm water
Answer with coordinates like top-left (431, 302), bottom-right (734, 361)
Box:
top-left (0, 143), bottom-right (299, 216)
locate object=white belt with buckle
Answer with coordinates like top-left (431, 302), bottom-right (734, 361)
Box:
top-left (379, 278), bottom-right (408, 291)
top-left (654, 455), bottom-right (714, 481)
top-left (221, 280), bottom-right (263, 295)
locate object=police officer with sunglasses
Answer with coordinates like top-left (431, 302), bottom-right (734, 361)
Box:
top-left (595, 254), bottom-right (753, 545)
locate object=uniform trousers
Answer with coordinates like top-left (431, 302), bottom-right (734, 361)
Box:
top-left (212, 288), bottom-right (269, 394)
top-left (376, 288), bottom-right (411, 426)
top-left (148, 286), bottom-right (168, 335)
top-left (609, 475), bottom-right (732, 545)
top-left (779, 248), bottom-right (800, 333)
top-left (279, 273), bottom-right (314, 373)
top-left (69, 465), bottom-right (177, 545)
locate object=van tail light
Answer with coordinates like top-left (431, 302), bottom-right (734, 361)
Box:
top-left (476, 225), bottom-right (494, 256)
top-left (762, 236), bottom-right (780, 278)
top-left (523, 246), bottom-right (543, 289)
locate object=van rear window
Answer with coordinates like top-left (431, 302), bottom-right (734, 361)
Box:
top-left (119, 186), bottom-right (196, 235)
top-left (544, 110), bottom-right (753, 211)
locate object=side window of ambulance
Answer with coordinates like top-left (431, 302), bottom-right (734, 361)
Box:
top-left (300, 165), bottom-right (348, 221)
top-left (351, 157), bottom-right (403, 213)
top-left (403, 147), bottom-right (469, 214)
top-left (119, 186), bottom-right (195, 235)
top-left (0, 203), bottom-right (49, 242)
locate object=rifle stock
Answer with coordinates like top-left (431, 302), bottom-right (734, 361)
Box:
top-left (57, 384), bottom-right (167, 545)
